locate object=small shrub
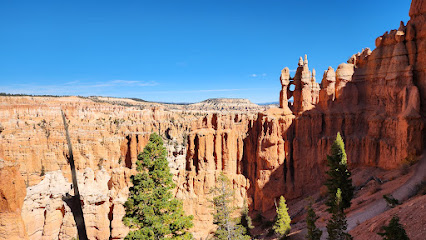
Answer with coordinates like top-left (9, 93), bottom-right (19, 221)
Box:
top-left (383, 194), bottom-right (399, 208)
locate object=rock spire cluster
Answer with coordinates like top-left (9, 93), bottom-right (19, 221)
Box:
top-left (279, 54), bottom-right (321, 114)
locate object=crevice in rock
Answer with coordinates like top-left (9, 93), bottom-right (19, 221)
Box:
top-left (212, 114), bottom-right (218, 130)
top-left (108, 203), bottom-right (114, 240)
top-left (222, 133), bottom-right (228, 171)
top-left (213, 134), bottom-right (218, 170)
top-left (125, 135), bottom-right (132, 169)
top-left (193, 135), bottom-right (199, 174)
top-left (283, 157), bottom-right (288, 183)
top-left (289, 125), bottom-right (295, 184)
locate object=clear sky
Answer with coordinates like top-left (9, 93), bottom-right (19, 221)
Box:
top-left (0, 0), bottom-right (411, 103)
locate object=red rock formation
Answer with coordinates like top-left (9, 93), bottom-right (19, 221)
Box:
top-left (176, 113), bottom-right (252, 237)
top-left (408, 0), bottom-right (426, 148)
top-left (319, 66), bottom-right (336, 109)
top-left (0, 161), bottom-right (28, 240)
top-left (243, 109), bottom-right (294, 213)
top-left (279, 67), bottom-right (292, 112)
top-left (255, 0), bottom-right (424, 211)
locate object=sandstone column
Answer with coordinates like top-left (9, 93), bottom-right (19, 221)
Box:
top-left (293, 55), bottom-right (314, 114)
top-left (319, 66), bottom-right (336, 109)
top-left (279, 67), bottom-right (291, 112)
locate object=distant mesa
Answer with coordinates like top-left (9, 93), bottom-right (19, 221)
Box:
top-left (198, 98), bottom-right (253, 104)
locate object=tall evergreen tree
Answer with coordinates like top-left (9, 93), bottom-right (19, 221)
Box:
top-left (273, 196), bottom-right (291, 239)
top-left (123, 133), bottom-right (193, 240)
top-left (305, 200), bottom-right (322, 240)
top-left (211, 172), bottom-right (251, 240)
top-left (326, 189), bottom-right (352, 240)
top-left (325, 132), bottom-right (354, 213)
top-left (236, 201), bottom-right (254, 237)
top-left (377, 215), bottom-right (410, 240)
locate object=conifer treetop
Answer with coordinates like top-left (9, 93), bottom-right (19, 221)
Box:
top-left (273, 196), bottom-right (291, 238)
top-left (331, 132), bottom-right (347, 165)
top-left (123, 132), bottom-right (193, 240)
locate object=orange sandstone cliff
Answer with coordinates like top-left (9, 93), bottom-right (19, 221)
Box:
top-left (0, 0), bottom-right (425, 239)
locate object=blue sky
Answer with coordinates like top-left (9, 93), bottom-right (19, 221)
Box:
top-left (0, 0), bottom-right (411, 103)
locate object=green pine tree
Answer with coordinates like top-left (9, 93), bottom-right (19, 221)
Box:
top-left (377, 215), bottom-right (410, 240)
top-left (123, 133), bottom-right (193, 240)
top-left (326, 189), bottom-right (352, 240)
top-left (305, 200), bottom-right (322, 240)
top-left (236, 201), bottom-right (254, 237)
top-left (273, 196), bottom-right (291, 239)
top-left (211, 172), bottom-right (251, 240)
top-left (325, 132), bottom-right (354, 213)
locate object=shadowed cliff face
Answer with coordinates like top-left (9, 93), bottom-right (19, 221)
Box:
top-left (0, 1), bottom-right (425, 239)
top-left (183, 0), bottom-right (425, 235)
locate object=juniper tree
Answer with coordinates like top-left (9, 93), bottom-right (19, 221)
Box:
top-left (123, 133), bottom-right (193, 240)
top-left (325, 132), bottom-right (354, 213)
top-left (211, 172), bottom-right (251, 240)
top-left (377, 215), bottom-right (410, 240)
top-left (326, 189), bottom-right (352, 240)
top-left (306, 200), bottom-right (322, 240)
top-left (273, 196), bottom-right (291, 239)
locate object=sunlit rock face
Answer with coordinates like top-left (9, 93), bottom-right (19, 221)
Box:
top-left (0, 0), bottom-right (425, 239)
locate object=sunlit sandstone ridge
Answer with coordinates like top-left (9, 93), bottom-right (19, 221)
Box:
top-left (0, 0), bottom-right (425, 239)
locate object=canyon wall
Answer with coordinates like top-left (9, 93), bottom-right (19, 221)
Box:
top-left (183, 0), bottom-right (426, 228)
top-left (0, 1), bottom-right (425, 239)
top-left (0, 96), bottom-right (262, 239)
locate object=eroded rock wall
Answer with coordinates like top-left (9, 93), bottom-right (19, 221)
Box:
top-left (176, 113), bottom-right (252, 237)
top-left (0, 96), bottom-right (202, 239)
top-left (0, 161), bottom-right (27, 240)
